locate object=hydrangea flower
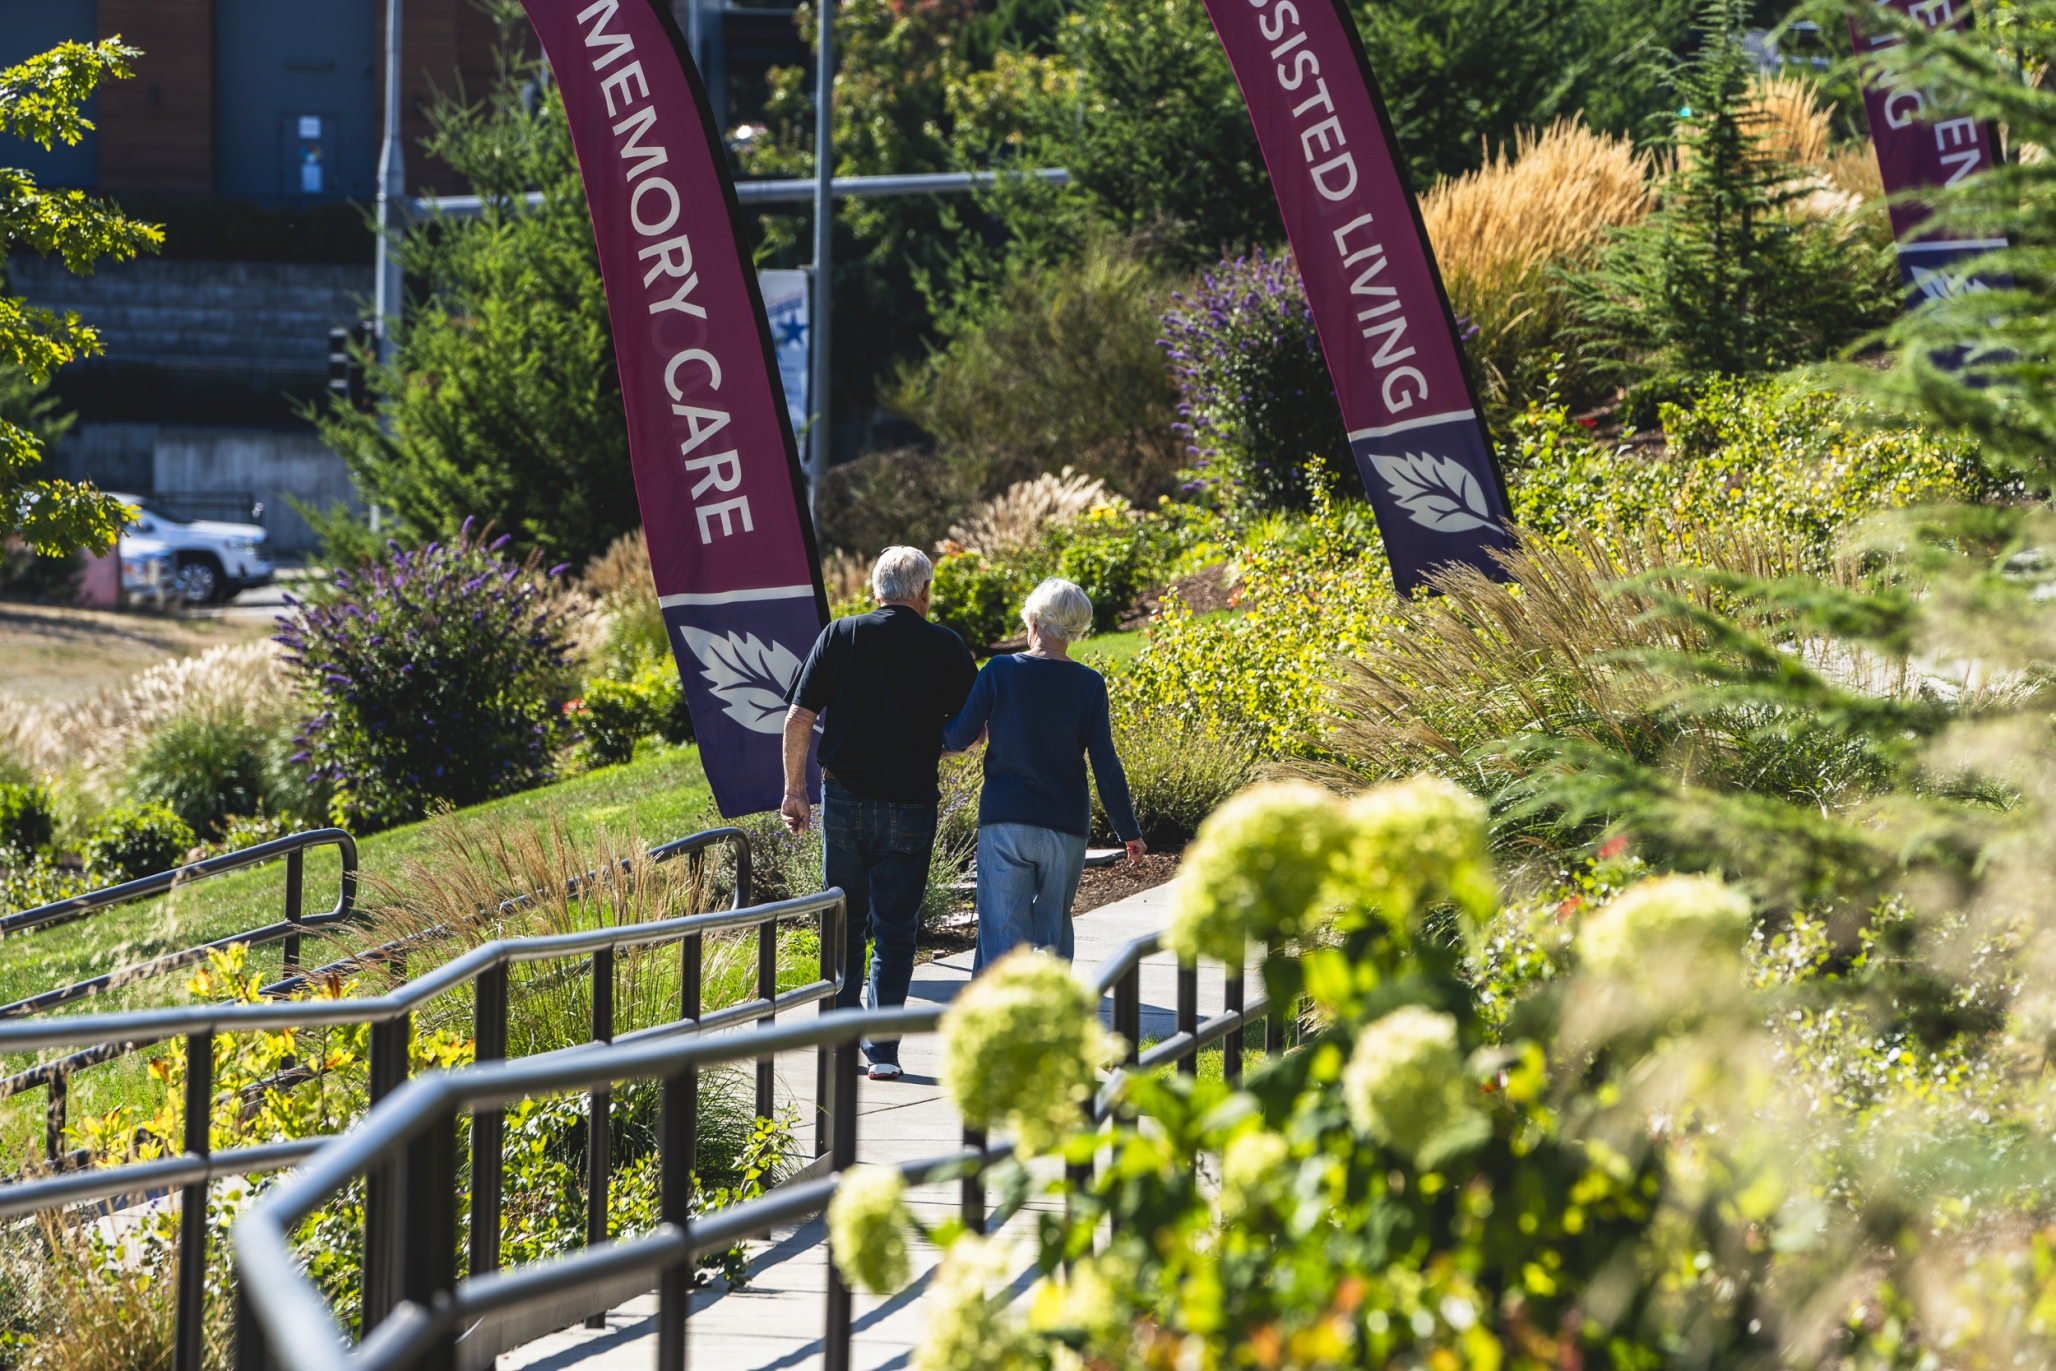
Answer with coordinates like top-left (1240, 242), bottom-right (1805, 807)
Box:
top-left (1342, 1006), bottom-right (1480, 1163)
top-left (827, 1164), bottom-right (911, 1294)
top-left (1328, 775), bottom-right (1495, 930)
top-left (1219, 1128), bottom-right (1290, 1218)
top-left (942, 951), bottom-right (1117, 1154)
top-left (1578, 873), bottom-right (1752, 977)
top-left (1167, 782), bottom-right (1350, 963)
top-left (914, 1235), bottom-right (1032, 1371)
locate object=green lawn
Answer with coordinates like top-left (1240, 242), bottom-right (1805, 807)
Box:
top-left (1072, 609), bottom-right (1239, 671)
top-left (0, 743), bottom-right (722, 1156)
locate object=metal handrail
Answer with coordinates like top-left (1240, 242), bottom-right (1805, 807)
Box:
top-left (0, 827), bottom-right (357, 943)
top-left (0, 828), bottom-right (361, 1018)
top-left (236, 1006), bottom-right (956, 1371)
top-left (0, 878), bottom-right (844, 1371)
top-left (231, 935), bottom-right (1289, 1371)
top-left (0, 826), bottom-right (755, 1162)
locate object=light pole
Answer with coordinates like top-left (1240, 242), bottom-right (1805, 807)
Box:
top-left (374, 0), bottom-right (405, 369)
top-left (808, 0), bottom-right (833, 514)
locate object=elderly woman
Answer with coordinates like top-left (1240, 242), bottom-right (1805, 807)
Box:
top-left (943, 577), bottom-right (1146, 967)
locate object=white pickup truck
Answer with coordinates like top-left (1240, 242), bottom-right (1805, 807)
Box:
top-left (113, 494), bottom-right (275, 604)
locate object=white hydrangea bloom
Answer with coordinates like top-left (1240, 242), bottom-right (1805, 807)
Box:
top-left (1330, 775), bottom-right (1495, 930)
top-left (914, 1235), bottom-right (1033, 1371)
top-left (1578, 873), bottom-right (1753, 978)
top-left (942, 950), bottom-right (1117, 1153)
top-left (1167, 782), bottom-right (1350, 965)
top-left (827, 1163), bottom-right (911, 1294)
top-left (1219, 1128), bottom-right (1290, 1218)
top-left (1342, 1006), bottom-right (1476, 1159)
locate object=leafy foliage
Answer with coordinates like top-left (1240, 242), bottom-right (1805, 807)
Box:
top-left (569, 655), bottom-right (693, 769)
top-left (0, 39), bottom-right (156, 556)
top-left (274, 522), bottom-right (574, 833)
top-left (126, 713), bottom-right (271, 841)
top-left (79, 801), bottom-right (194, 884)
top-left (887, 236), bottom-right (1183, 502)
top-left (310, 31), bottom-right (636, 568)
top-left (0, 782), bottom-right (55, 858)
top-left (1566, 0), bottom-right (1896, 396)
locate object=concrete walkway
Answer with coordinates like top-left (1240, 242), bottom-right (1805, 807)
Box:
top-left (497, 880), bottom-right (1246, 1371)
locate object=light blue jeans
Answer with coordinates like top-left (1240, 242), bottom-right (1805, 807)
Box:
top-left (974, 823), bottom-right (1089, 971)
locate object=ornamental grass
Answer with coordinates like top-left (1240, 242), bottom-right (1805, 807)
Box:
top-left (1420, 118), bottom-right (1654, 412)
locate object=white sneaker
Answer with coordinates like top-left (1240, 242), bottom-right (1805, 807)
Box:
top-left (867, 1061), bottom-right (903, 1081)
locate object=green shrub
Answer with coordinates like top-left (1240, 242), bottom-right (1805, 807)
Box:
top-left (1505, 376), bottom-right (1996, 572)
top-left (218, 811), bottom-right (294, 853)
top-left (929, 552), bottom-right (1028, 651)
top-left (126, 714), bottom-right (268, 840)
top-left (0, 858), bottom-right (87, 915)
top-left (80, 802), bottom-right (196, 884)
top-left (0, 782), bottom-right (56, 858)
top-left (573, 656), bottom-right (692, 768)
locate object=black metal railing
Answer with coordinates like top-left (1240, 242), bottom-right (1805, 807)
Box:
top-left (0, 827), bottom-right (760, 1164)
top-left (0, 827), bottom-right (360, 998)
top-left (231, 933), bottom-right (1283, 1371)
top-left (0, 877), bottom-right (843, 1371)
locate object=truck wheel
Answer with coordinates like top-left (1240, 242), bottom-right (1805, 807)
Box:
top-left (176, 557), bottom-right (223, 604)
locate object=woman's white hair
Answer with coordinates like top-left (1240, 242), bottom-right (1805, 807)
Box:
top-left (1022, 577), bottom-right (1094, 642)
top-left (871, 546), bottom-right (933, 603)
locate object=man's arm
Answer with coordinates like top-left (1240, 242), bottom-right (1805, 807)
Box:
top-left (781, 705), bottom-right (817, 833)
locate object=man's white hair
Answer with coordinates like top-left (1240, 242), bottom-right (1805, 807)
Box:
top-left (1022, 577), bottom-right (1094, 642)
top-left (871, 546), bottom-right (933, 603)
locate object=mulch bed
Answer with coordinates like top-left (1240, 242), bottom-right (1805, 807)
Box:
top-left (1073, 850), bottom-right (1182, 914)
top-left (1118, 565), bottom-right (1235, 630)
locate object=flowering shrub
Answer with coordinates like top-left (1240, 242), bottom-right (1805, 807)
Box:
top-left (1576, 871), bottom-right (1750, 976)
top-left (1159, 249), bottom-right (1348, 512)
top-left (852, 774), bottom-right (1722, 1367)
top-left (827, 1165), bottom-right (912, 1294)
top-left (1166, 781), bottom-right (1349, 964)
top-left (940, 950), bottom-right (1116, 1152)
top-left (1340, 1006), bottom-right (1482, 1165)
top-left (275, 521), bottom-right (574, 831)
top-left (1332, 776), bottom-right (1495, 931)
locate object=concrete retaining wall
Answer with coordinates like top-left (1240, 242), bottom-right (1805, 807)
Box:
top-left (6, 256), bottom-right (372, 378)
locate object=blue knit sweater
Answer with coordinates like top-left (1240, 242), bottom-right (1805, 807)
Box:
top-left (941, 653), bottom-right (1141, 841)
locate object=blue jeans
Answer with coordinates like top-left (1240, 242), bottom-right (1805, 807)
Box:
top-left (822, 779), bottom-right (937, 1066)
top-left (974, 823), bottom-right (1088, 971)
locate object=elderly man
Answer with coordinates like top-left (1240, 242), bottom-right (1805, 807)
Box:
top-left (781, 546), bottom-right (978, 1080)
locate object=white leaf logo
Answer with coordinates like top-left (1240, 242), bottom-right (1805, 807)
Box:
top-left (1910, 264), bottom-right (1991, 302)
top-left (1368, 451), bottom-right (1495, 533)
top-left (677, 627), bottom-right (804, 733)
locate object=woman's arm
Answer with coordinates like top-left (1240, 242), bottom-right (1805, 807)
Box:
top-left (941, 664), bottom-right (995, 754)
top-left (1085, 682), bottom-right (1145, 859)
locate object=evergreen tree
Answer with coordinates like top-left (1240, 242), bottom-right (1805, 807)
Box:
top-left (1568, 0), bottom-right (1895, 400)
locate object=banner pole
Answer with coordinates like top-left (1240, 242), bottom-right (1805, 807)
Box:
top-left (375, 0), bottom-right (405, 369)
top-left (808, 0), bottom-right (834, 515)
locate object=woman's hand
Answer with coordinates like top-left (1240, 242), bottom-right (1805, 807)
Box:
top-left (1124, 838), bottom-right (1147, 863)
